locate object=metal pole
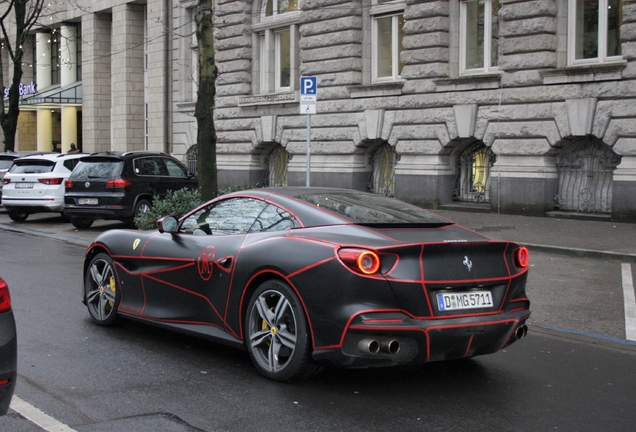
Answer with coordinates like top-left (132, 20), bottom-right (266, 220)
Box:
top-left (306, 114), bottom-right (311, 187)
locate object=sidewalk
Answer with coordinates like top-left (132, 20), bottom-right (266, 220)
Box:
top-left (435, 209), bottom-right (636, 261)
top-left (1, 208), bottom-right (635, 260)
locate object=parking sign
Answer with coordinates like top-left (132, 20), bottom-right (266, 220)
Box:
top-left (300, 76), bottom-right (317, 95)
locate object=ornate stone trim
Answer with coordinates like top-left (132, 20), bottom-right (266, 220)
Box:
top-left (238, 92), bottom-right (298, 107)
top-left (434, 73), bottom-right (501, 92)
top-left (540, 61), bottom-right (627, 84)
top-left (348, 82), bottom-right (404, 99)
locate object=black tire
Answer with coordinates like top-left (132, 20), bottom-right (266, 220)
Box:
top-left (245, 280), bottom-right (322, 382)
top-left (7, 209), bottom-right (28, 222)
top-left (70, 215), bottom-right (94, 229)
top-left (127, 199), bottom-right (152, 228)
top-left (84, 253), bottom-right (121, 326)
top-left (134, 199), bottom-right (152, 218)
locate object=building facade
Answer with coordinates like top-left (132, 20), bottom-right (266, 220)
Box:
top-left (4, 0), bottom-right (636, 220)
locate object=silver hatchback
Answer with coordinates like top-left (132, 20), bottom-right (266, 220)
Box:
top-left (1, 153), bottom-right (83, 221)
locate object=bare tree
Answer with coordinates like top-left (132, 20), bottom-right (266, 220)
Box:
top-left (0, 0), bottom-right (44, 151)
top-left (194, 0), bottom-right (217, 201)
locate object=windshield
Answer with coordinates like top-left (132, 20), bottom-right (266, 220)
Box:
top-left (298, 192), bottom-right (449, 225)
top-left (9, 159), bottom-right (54, 174)
top-left (71, 159), bottom-right (124, 180)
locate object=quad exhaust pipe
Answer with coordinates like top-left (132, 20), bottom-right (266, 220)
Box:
top-left (357, 338), bottom-right (400, 355)
top-left (514, 324), bottom-right (528, 340)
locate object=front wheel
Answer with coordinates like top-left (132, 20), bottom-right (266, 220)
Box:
top-left (245, 280), bottom-right (322, 382)
top-left (85, 253), bottom-right (121, 326)
top-left (7, 209), bottom-right (28, 222)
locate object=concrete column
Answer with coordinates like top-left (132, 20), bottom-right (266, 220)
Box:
top-left (61, 106), bottom-right (78, 153)
top-left (81, 12), bottom-right (112, 153)
top-left (60, 26), bottom-right (77, 87)
top-left (111, 3), bottom-right (145, 152)
top-left (36, 32), bottom-right (51, 89)
top-left (37, 109), bottom-right (53, 151)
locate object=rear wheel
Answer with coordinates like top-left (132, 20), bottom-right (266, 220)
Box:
top-left (245, 280), bottom-right (322, 382)
top-left (70, 216), bottom-right (94, 229)
top-left (7, 209), bottom-right (28, 222)
top-left (85, 253), bottom-right (121, 326)
top-left (134, 199), bottom-right (152, 218)
top-left (128, 199), bottom-right (152, 228)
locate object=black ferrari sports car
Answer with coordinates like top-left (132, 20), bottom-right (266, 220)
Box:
top-left (83, 187), bottom-right (530, 381)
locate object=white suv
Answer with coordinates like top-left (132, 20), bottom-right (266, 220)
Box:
top-left (1, 153), bottom-right (83, 221)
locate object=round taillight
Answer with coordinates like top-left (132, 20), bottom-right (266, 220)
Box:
top-left (338, 248), bottom-right (381, 275)
top-left (515, 246), bottom-right (529, 268)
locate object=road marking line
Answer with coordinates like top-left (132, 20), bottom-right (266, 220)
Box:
top-left (9, 396), bottom-right (78, 432)
top-left (622, 263), bottom-right (636, 341)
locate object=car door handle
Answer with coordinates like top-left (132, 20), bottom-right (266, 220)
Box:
top-left (217, 257), bottom-right (233, 271)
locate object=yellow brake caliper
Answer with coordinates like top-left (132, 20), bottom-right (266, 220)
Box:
top-left (108, 275), bottom-right (116, 307)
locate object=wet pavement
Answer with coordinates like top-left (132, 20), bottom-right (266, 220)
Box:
top-left (1, 207), bottom-right (634, 260)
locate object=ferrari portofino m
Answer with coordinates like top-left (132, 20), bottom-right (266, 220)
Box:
top-left (83, 187), bottom-right (530, 382)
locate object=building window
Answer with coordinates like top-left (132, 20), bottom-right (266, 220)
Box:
top-left (368, 143), bottom-right (399, 196)
top-left (50, 31), bottom-right (60, 85)
top-left (453, 142), bottom-right (496, 203)
top-left (191, 7), bottom-right (199, 102)
top-left (76, 25), bottom-right (82, 81)
top-left (267, 145), bottom-right (290, 187)
top-left (569, 0), bottom-right (622, 64)
top-left (255, 0), bottom-right (299, 94)
top-left (371, 1), bottom-right (404, 82)
top-left (460, 0), bottom-right (500, 74)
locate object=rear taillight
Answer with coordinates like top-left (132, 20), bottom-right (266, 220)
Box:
top-left (65, 179), bottom-right (73, 188)
top-left (2, 178), bottom-right (10, 184)
top-left (106, 179), bottom-right (131, 189)
top-left (0, 278), bottom-right (11, 313)
top-left (39, 177), bottom-right (64, 185)
top-left (515, 246), bottom-right (529, 268)
top-left (338, 248), bottom-right (381, 275)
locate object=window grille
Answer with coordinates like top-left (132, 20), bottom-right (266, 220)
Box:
top-left (453, 142), bottom-right (496, 203)
top-left (368, 144), bottom-right (399, 196)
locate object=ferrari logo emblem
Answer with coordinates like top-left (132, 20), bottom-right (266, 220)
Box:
top-left (463, 256), bottom-right (473, 271)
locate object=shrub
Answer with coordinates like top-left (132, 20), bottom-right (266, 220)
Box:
top-left (134, 188), bottom-right (203, 230)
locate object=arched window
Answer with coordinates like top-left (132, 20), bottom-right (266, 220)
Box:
top-left (453, 142), bottom-right (496, 203)
top-left (186, 144), bottom-right (198, 174)
top-left (267, 146), bottom-right (290, 187)
top-left (555, 137), bottom-right (621, 213)
top-left (369, 143), bottom-right (399, 196)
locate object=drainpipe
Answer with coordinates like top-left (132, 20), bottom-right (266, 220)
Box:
top-left (164, 0), bottom-right (170, 154)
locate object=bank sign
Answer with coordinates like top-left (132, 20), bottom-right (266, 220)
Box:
top-left (3, 81), bottom-right (37, 98)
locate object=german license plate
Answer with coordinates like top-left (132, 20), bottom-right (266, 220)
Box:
top-left (78, 198), bottom-right (98, 205)
top-left (15, 182), bottom-right (34, 189)
top-left (437, 291), bottom-right (493, 311)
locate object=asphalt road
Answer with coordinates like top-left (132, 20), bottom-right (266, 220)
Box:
top-left (0, 229), bottom-right (635, 431)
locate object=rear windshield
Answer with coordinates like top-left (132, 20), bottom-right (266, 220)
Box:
top-left (9, 159), bottom-right (55, 174)
top-left (298, 192), bottom-right (449, 225)
top-left (0, 159), bottom-right (14, 170)
top-left (71, 159), bottom-right (124, 180)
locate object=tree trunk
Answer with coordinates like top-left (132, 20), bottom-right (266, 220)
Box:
top-left (195, 0), bottom-right (217, 201)
top-left (0, 0), bottom-right (43, 151)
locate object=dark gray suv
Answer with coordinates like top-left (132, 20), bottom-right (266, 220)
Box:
top-left (64, 151), bottom-right (197, 228)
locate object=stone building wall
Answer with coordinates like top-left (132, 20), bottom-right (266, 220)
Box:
top-left (171, 0), bottom-right (636, 220)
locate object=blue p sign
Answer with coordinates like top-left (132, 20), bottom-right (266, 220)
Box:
top-left (300, 76), bottom-right (317, 95)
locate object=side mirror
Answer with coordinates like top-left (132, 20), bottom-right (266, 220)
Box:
top-left (157, 215), bottom-right (179, 233)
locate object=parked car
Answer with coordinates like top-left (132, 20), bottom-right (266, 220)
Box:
top-left (0, 153), bottom-right (19, 205)
top-left (82, 187), bottom-right (530, 382)
top-left (64, 151), bottom-right (197, 229)
top-left (1, 153), bottom-right (83, 221)
top-left (0, 277), bottom-right (17, 416)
